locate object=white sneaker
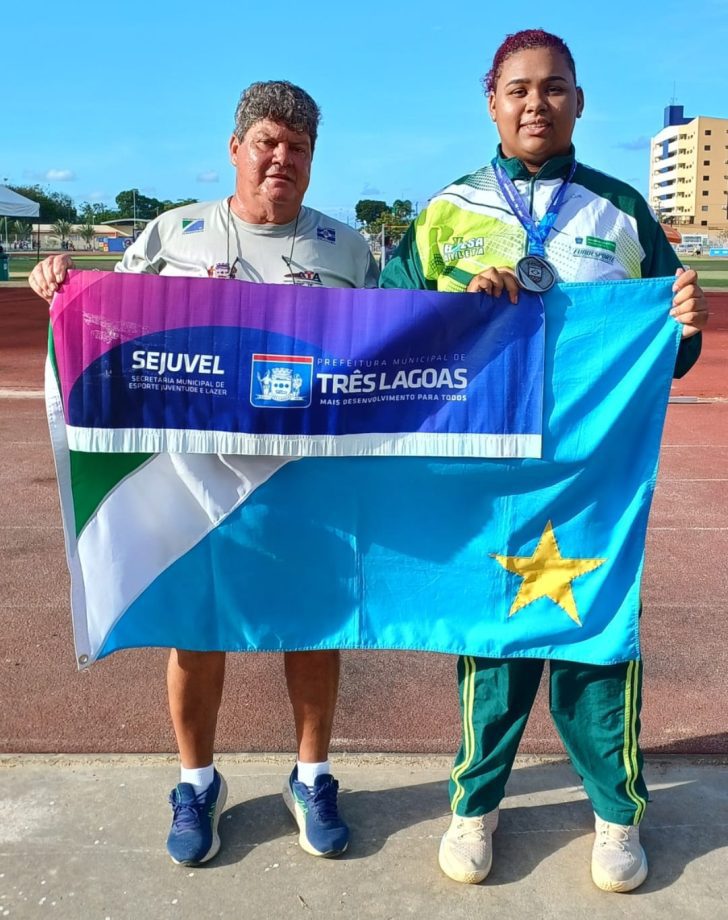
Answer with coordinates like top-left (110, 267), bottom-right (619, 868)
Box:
top-left (438, 808), bottom-right (499, 884)
top-left (591, 815), bottom-right (648, 892)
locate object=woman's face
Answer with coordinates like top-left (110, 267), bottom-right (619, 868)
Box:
top-left (488, 46), bottom-right (584, 171)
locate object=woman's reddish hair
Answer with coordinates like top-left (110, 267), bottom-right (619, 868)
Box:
top-left (484, 29), bottom-right (577, 94)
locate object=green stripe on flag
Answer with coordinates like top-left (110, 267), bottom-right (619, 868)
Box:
top-left (48, 323), bottom-right (57, 379)
top-left (50, 325), bottom-right (153, 535)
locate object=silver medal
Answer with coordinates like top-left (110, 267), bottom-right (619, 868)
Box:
top-left (516, 255), bottom-right (556, 293)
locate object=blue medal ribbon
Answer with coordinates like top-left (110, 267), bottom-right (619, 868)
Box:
top-left (493, 159), bottom-right (577, 257)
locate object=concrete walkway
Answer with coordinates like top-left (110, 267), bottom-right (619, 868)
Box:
top-left (1, 755), bottom-right (726, 919)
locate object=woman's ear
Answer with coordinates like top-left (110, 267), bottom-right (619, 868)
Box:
top-left (488, 91), bottom-right (497, 123)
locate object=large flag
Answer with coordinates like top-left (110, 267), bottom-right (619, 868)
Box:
top-left (45, 272), bottom-right (680, 668)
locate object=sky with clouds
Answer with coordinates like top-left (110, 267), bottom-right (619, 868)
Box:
top-left (3, 0), bottom-right (727, 223)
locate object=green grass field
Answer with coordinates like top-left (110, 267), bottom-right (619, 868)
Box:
top-left (5, 252), bottom-right (728, 287)
top-left (680, 256), bottom-right (728, 288)
top-left (7, 253), bottom-right (122, 279)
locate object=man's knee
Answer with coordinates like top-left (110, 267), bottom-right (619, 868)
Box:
top-left (170, 648), bottom-right (226, 675)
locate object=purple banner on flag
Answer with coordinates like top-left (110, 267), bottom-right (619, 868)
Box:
top-left (50, 271), bottom-right (544, 458)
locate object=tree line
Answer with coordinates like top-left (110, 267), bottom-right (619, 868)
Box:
top-left (5, 185), bottom-right (421, 249)
top-left (354, 199), bottom-right (415, 241)
top-left (6, 185), bottom-right (198, 225)
top-left (4, 185), bottom-right (200, 248)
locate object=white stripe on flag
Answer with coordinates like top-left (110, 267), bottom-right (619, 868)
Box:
top-left (76, 451), bottom-right (292, 663)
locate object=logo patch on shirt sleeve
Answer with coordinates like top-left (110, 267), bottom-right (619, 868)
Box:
top-left (182, 219), bottom-right (205, 234)
top-left (317, 227), bottom-right (336, 243)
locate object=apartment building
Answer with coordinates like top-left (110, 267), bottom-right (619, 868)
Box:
top-left (649, 105), bottom-right (728, 233)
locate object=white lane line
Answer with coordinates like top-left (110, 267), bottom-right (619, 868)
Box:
top-left (0, 389), bottom-right (44, 399)
top-left (668, 396), bottom-right (728, 403)
top-left (642, 602), bottom-right (725, 608)
top-left (0, 525), bottom-right (63, 530)
top-left (648, 526), bottom-right (728, 530)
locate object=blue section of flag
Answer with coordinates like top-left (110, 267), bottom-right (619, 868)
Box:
top-left (99, 279), bottom-right (681, 665)
top-left (317, 227), bottom-right (336, 243)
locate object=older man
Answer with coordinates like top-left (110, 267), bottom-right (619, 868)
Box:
top-left (31, 81), bottom-right (378, 866)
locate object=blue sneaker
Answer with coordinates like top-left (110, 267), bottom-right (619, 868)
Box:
top-left (166, 770), bottom-right (227, 866)
top-left (283, 767), bottom-right (349, 857)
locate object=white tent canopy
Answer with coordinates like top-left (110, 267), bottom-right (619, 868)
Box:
top-left (0, 186), bottom-right (40, 218)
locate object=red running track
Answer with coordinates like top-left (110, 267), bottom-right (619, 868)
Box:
top-left (1, 288), bottom-right (726, 754)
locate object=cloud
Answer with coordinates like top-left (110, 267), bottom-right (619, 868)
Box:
top-left (22, 168), bottom-right (77, 182)
top-left (75, 190), bottom-right (111, 205)
top-left (360, 182), bottom-right (381, 196)
top-left (23, 169), bottom-right (76, 182)
top-left (614, 137), bottom-right (651, 152)
top-left (197, 170), bottom-right (219, 183)
top-left (44, 169), bottom-right (76, 181)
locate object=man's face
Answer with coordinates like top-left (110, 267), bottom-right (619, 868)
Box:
top-left (229, 118), bottom-right (312, 218)
top-left (488, 47), bottom-right (584, 172)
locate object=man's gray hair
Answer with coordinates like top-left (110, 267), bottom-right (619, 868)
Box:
top-left (234, 81), bottom-right (321, 150)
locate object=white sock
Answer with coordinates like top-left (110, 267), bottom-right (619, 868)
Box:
top-left (180, 764), bottom-right (215, 794)
top-left (297, 760), bottom-right (331, 787)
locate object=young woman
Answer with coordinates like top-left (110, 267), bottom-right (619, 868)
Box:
top-left (381, 29), bottom-right (708, 892)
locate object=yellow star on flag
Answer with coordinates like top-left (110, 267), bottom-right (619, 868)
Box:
top-left (491, 521), bottom-right (606, 626)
